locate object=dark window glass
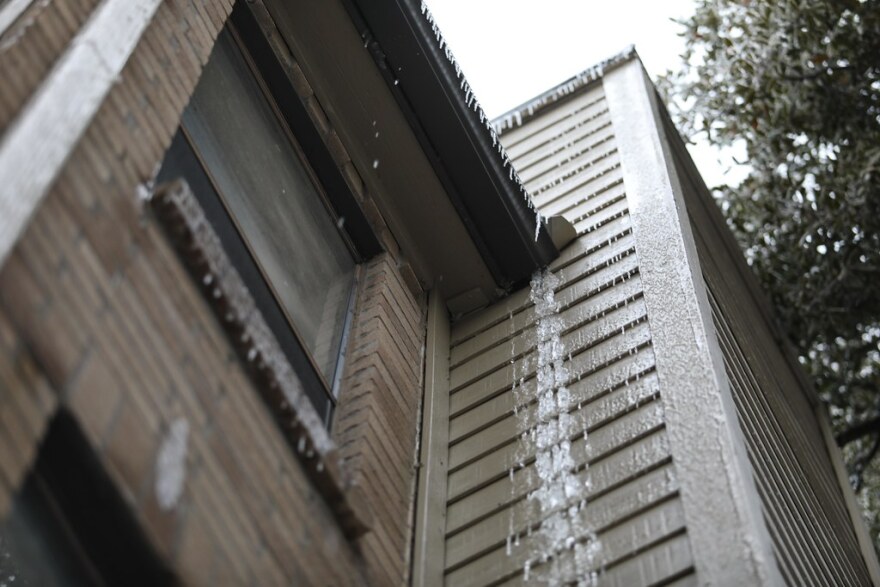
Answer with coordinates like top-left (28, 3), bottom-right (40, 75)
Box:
top-left (182, 30), bottom-right (356, 387)
top-left (157, 25), bottom-right (360, 424)
top-left (0, 411), bottom-right (175, 587)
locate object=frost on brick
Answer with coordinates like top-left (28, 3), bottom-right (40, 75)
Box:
top-left (155, 418), bottom-right (189, 511)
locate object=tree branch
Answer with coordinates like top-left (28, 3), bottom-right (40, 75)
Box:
top-left (836, 414), bottom-right (880, 446)
top-left (854, 433), bottom-right (880, 492)
top-left (781, 64), bottom-right (854, 82)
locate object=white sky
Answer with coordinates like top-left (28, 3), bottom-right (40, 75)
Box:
top-left (425, 0), bottom-right (749, 188)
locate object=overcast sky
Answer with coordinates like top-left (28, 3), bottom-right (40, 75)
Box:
top-left (424, 0), bottom-right (749, 187)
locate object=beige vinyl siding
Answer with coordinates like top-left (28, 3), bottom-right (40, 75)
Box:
top-left (502, 86), bottom-right (622, 236)
top-left (440, 82), bottom-right (695, 586)
top-left (708, 289), bottom-right (869, 586)
top-left (667, 113), bottom-right (875, 585)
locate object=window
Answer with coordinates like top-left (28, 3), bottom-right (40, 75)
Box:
top-left (0, 410), bottom-right (174, 586)
top-left (157, 10), bottom-right (374, 426)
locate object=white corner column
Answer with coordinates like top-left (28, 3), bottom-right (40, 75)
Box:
top-left (602, 59), bottom-right (783, 586)
top-left (412, 290), bottom-right (451, 587)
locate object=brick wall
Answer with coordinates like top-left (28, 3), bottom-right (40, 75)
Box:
top-left (0, 311), bottom-right (57, 518)
top-left (0, 0), bottom-right (103, 132)
top-left (334, 254), bottom-right (427, 586)
top-left (0, 0), bottom-right (428, 584)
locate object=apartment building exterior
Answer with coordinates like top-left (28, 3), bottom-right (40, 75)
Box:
top-left (427, 52), bottom-right (880, 586)
top-left (0, 0), bottom-right (877, 585)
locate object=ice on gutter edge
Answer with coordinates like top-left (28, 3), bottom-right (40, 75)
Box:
top-left (419, 1), bottom-right (542, 231)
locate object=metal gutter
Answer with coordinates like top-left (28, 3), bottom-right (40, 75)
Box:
top-left (342, 0), bottom-right (558, 289)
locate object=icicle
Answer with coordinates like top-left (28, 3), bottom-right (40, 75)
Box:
top-left (509, 268), bottom-right (602, 583)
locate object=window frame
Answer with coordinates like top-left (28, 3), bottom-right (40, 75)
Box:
top-left (0, 410), bottom-right (176, 586)
top-left (228, 2), bottom-right (381, 259)
top-left (157, 3), bottom-right (381, 426)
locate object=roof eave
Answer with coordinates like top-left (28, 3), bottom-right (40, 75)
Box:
top-left (342, 0), bottom-right (558, 289)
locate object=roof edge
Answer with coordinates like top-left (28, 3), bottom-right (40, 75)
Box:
top-left (492, 45), bottom-right (639, 135)
top-left (343, 0), bottom-right (559, 288)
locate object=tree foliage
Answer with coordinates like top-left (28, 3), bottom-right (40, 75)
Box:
top-left (659, 0), bottom-right (880, 547)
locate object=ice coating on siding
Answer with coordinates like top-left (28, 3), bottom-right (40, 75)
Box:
top-left (155, 418), bottom-right (189, 511)
top-left (419, 1), bottom-right (545, 233)
top-left (513, 268), bottom-right (600, 585)
top-left (492, 46), bottom-right (637, 136)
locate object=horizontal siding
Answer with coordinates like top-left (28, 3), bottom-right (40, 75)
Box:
top-left (441, 86), bottom-right (694, 585)
top-left (672, 106), bottom-right (874, 585)
top-left (516, 117), bottom-right (614, 183)
top-left (445, 460), bottom-right (675, 569)
top-left (705, 283), bottom-right (872, 586)
top-left (447, 498), bottom-right (688, 587)
top-left (501, 91), bottom-right (607, 159)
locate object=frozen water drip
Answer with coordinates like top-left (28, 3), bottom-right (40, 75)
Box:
top-left (503, 268), bottom-right (601, 585)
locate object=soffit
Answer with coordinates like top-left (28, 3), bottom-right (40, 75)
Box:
top-left (263, 0), bottom-right (499, 307)
top-left (344, 0), bottom-right (558, 287)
